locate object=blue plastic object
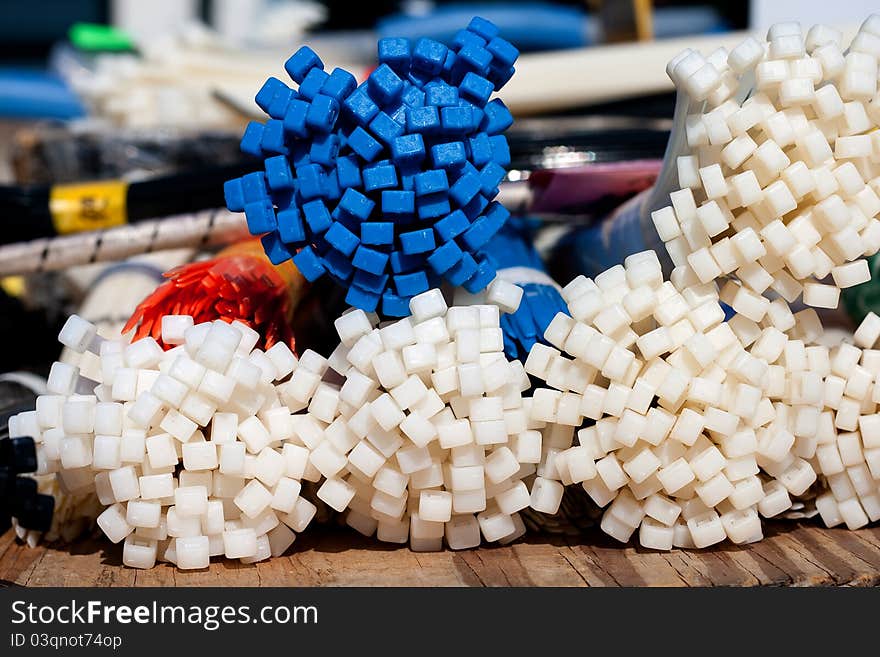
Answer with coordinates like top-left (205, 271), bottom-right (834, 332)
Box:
top-left (548, 192), bottom-right (653, 283)
top-left (302, 200), bottom-right (332, 233)
top-left (343, 86), bottom-right (380, 126)
top-left (390, 250), bottom-right (425, 274)
top-left (284, 46), bottom-right (322, 83)
top-left (489, 134), bottom-right (510, 166)
top-left (352, 245), bottom-right (390, 275)
top-left (305, 94), bottom-right (339, 132)
top-left (382, 190), bottom-right (415, 217)
top-left (426, 83), bottom-right (459, 107)
top-left (277, 207), bottom-right (305, 243)
top-left (339, 188), bottom-right (375, 221)
top-left (468, 16), bottom-right (500, 40)
top-left (240, 121), bottom-right (265, 157)
top-left (394, 271), bottom-right (430, 296)
top-left (244, 199), bottom-right (277, 234)
top-left (0, 70), bottom-right (85, 120)
top-left (414, 169), bottom-right (449, 196)
top-left (440, 106), bottom-right (473, 133)
top-left (346, 286), bottom-right (380, 312)
top-left (417, 193), bottom-right (451, 220)
top-left (406, 105), bottom-right (441, 134)
top-left (296, 163), bottom-right (325, 200)
top-left (478, 217), bottom-right (570, 361)
top-left (427, 239), bottom-right (463, 274)
top-left (412, 38), bottom-right (448, 75)
top-left (227, 18), bottom-right (518, 314)
top-left (431, 141), bottom-right (467, 169)
top-left (400, 229), bottom-right (436, 254)
top-left (292, 245), bottom-right (326, 281)
top-left (446, 252), bottom-right (478, 285)
top-left (282, 99), bottom-right (309, 138)
top-left (265, 155), bottom-right (294, 191)
top-left (224, 178), bottom-right (245, 212)
top-left (336, 155), bottom-right (362, 189)
top-left (449, 172), bottom-right (481, 207)
top-left (255, 77), bottom-right (289, 113)
top-left (479, 162), bottom-right (506, 195)
top-left (298, 68), bottom-right (329, 101)
top-left (462, 193), bottom-right (489, 221)
top-left (455, 45), bottom-right (492, 78)
top-left (459, 73), bottom-right (494, 105)
top-left (401, 83), bottom-right (426, 108)
top-left (309, 133), bottom-right (340, 166)
top-left (369, 111), bottom-right (405, 145)
top-left (378, 37), bottom-right (412, 74)
top-left (434, 210), bottom-right (470, 241)
top-left (487, 37), bottom-right (519, 67)
top-left (323, 247), bottom-right (355, 281)
top-left (241, 171), bottom-right (268, 202)
top-left (377, 4), bottom-right (589, 52)
top-left (348, 127), bottom-right (384, 162)
top-left (321, 68), bottom-right (357, 101)
top-left (480, 99), bottom-right (513, 135)
top-left (463, 257), bottom-right (496, 293)
top-left (391, 133), bottom-right (426, 164)
top-left (268, 88), bottom-right (294, 119)
top-left (362, 221), bottom-right (394, 245)
top-left (353, 268), bottom-right (389, 293)
top-left (261, 231), bottom-right (293, 265)
top-left (363, 163), bottom-right (398, 192)
top-left (259, 119), bottom-right (287, 154)
top-left (325, 221), bottom-right (359, 256)
top-left (382, 291), bottom-right (412, 317)
top-left (368, 64), bottom-right (405, 105)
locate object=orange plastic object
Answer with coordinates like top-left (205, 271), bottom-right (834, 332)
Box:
top-left (124, 239), bottom-right (307, 351)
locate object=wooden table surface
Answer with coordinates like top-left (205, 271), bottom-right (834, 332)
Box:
top-left (2, 521), bottom-right (879, 587)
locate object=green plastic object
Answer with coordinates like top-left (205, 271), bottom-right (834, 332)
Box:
top-left (842, 252), bottom-right (880, 326)
top-left (69, 23), bottom-right (135, 52)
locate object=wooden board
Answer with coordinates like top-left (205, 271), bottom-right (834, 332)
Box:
top-left (2, 521), bottom-right (880, 587)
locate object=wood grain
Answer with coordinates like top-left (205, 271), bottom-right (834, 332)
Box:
top-left (2, 522), bottom-right (880, 587)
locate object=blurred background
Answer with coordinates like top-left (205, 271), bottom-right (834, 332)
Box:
top-left (0, 0), bottom-right (874, 403)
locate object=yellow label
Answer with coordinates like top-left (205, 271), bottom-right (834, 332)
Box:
top-left (49, 181), bottom-right (128, 234)
top-left (1, 276), bottom-right (25, 298)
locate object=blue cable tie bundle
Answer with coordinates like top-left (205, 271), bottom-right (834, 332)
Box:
top-left (224, 16), bottom-right (519, 316)
top-left (474, 217), bottom-right (569, 361)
